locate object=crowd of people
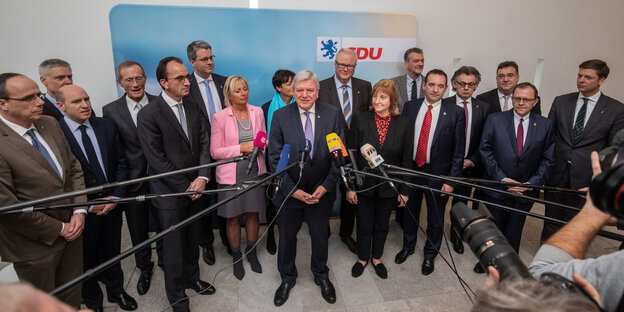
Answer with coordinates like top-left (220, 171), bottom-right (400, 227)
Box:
top-left (0, 39), bottom-right (622, 312)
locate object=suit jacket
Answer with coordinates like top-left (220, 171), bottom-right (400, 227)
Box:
top-left (348, 111), bottom-right (414, 197)
top-left (477, 88), bottom-right (541, 116)
top-left (42, 97), bottom-right (64, 120)
top-left (479, 110), bottom-right (555, 199)
top-left (137, 95), bottom-right (211, 210)
top-left (210, 104), bottom-right (267, 185)
top-left (548, 92), bottom-right (624, 188)
top-left (59, 116), bottom-right (128, 201)
top-left (402, 98), bottom-right (466, 188)
top-left (441, 96), bottom-right (490, 177)
top-left (185, 72), bottom-right (228, 127)
top-left (267, 101), bottom-right (343, 208)
top-left (318, 76), bottom-right (371, 133)
top-left (0, 116), bottom-right (87, 262)
top-left (391, 74), bottom-right (424, 112)
top-left (102, 93), bottom-right (157, 194)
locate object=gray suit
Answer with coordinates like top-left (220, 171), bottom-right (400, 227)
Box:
top-left (391, 74), bottom-right (424, 112)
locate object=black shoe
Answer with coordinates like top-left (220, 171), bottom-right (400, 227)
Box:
top-left (421, 259), bottom-right (435, 276)
top-left (246, 245), bottom-right (262, 274)
top-left (373, 262), bottom-right (388, 279)
top-left (266, 233), bottom-right (277, 255)
top-left (314, 278), bottom-right (336, 304)
top-left (89, 307), bottom-right (104, 312)
top-left (136, 269), bottom-right (153, 295)
top-left (452, 239), bottom-right (464, 254)
top-left (232, 251), bottom-right (245, 280)
top-left (108, 291), bottom-right (138, 311)
top-left (274, 281), bottom-right (296, 306)
top-left (186, 280), bottom-right (216, 295)
top-left (202, 245), bottom-right (215, 265)
top-left (394, 249), bottom-right (414, 264)
top-left (351, 261), bottom-right (367, 278)
top-left (473, 262), bottom-right (485, 274)
top-left (340, 235), bottom-right (357, 254)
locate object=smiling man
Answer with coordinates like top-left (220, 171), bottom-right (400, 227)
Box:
top-left (391, 47), bottom-right (425, 111)
top-left (477, 61), bottom-right (541, 115)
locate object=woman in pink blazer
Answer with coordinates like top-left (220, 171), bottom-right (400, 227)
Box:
top-left (210, 75), bottom-right (267, 280)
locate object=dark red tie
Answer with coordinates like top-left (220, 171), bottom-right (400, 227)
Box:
top-left (462, 101), bottom-right (469, 139)
top-left (517, 118), bottom-right (524, 156)
top-left (415, 105), bottom-right (433, 167)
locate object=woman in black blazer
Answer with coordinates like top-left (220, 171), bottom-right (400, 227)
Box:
top-left (346, 79), bottom-right (414, 279)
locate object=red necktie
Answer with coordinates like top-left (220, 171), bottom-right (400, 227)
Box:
top-left (415, 105), bottom-right (433, 167)
top-left (462, 101), bottom-right (469, 139)
top-left (517, 118), bottom-right (524, 156)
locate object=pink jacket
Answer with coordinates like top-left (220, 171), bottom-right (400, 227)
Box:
top-left (210, 104), bottom-right (267, 185)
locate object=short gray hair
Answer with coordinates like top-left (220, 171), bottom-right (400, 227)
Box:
top-left (292, 70), bottom-right (319, 90)
top-left (187, 40), bottom-right (212, 60)
top-left (38, 58), bottom-right (71, 77)
top-left (337, 48), bottom-right (357, 65)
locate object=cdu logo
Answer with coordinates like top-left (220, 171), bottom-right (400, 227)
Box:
top-left (317, 37), bottom-right (341, 61)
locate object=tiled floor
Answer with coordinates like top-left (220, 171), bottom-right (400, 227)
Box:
top-left (1, 201), bottom-right (620, 311)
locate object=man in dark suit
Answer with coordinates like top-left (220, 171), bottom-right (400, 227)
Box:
top-left (39, 58), bottom-right (73, 120)
top-left (318, 48), bottom-right (371, 254)
top-left (397, 69), bottom-right (465, 276)
top-left (0, 73), bottom-right (86, 308)
top-left (57, 84), bottom-right (137, 312)
top-left (103, 61), bottom-right (161, 295)
top-left (137, 57), bottom-right (215, 312)
top-left (480, 82), bottom-right (555, 255)
top-left (390, 47), bottom-right (425, 112)
top-left (184, 40), bottom-right (230, 263)
top-left (444, 66), bottom-right (490, 256)
top-left (541, 59), bottom-right (624, 242)
top-left (477, 61), bottom-right (541, 116)
top-left (268, 70), bottom-right (343, 306)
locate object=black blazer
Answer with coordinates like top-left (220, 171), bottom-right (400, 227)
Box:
top-left (402, 98), bottom-right (466, 188)
top-left (59, 116), bottom-right (128, 200)
top-left (348, 111), bottom-right (413, 197)
top-left (137, 95), bottom-right (211, 210)
top-left (479, 110), bottom-right (555, 199)
top-left (318, 76), bottom-right (371, 134)
top-left (102, 93), bottom-right (157, 194)
top-left (477, 88), bottom-right (541, 116)
top-left (267, 101), bottom-right (343, 208)
top-left (185, 72), bottom-right (228, 127)
top-left (548, 92), bottom-right (624, 188)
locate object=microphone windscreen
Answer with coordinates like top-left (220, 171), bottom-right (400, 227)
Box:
top-left (326, 133), bottom-right (341, 152)
top-left (299, 139), bottom-right (311, 154)
top-left (276, 144), bottom-right (291, 177)
top-left (338, 137), bottom-right (349, 157)
top-left (253, 131), bottom-right (268, 148)
top-left (360, 143), bottom-right (377, 162)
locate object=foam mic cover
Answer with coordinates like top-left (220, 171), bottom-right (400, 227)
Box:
top-left (276, 144), bottom-right (291, 176)
top-left (253, 131), bottom-right (268, 148)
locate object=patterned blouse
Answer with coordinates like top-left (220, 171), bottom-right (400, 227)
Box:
top-left (375, 113), bottom-right (391, 148)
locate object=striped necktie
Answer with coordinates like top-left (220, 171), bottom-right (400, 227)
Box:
top-left (341, 85), bottom-right (351, 127)
top-left (572, 97), bottom-right (589, 145)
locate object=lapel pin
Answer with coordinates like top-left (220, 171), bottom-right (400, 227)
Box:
top-left (601, 110), bottom-right (604, 114)
top-left (317, 115), bottom-right (320, 118)
top-left (533, 123), bottom-right (537, 127)
top-left (443, 112), bottom-right (447, 116)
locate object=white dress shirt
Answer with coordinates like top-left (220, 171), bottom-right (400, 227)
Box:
top-left (413, 99), bottom-right (441, 164)
top-left (407, 74), bottom-right (422, 100)
top-left (513, 111), bottom-right (529, 146)
top-left (126, 93), bottom-right (149, 126)
top-left (498, 90), bottom-right (512, 111)
top-left (298, 104), bottom-right (316, 136)
top-left (574, 91), bottom-right (601, 128)
top-left (63, 117), bottom-right (107, 180)
top-left (456, 96), bottom-right (472, 157)
top-left (333, 76), bottom-right (353, 110)
top-left (194, 72), bottom-right (223, 117)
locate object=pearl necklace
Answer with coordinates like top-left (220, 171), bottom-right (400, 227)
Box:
top-left (234, 108), bottom-right (251, 131)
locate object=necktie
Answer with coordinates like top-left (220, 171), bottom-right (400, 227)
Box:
top-left (462, 101), bottom-right (469, 138)
top-left (26, 129), bottom-right (61, 178)
top-left (78, 125), bottom-right (107, 184)
top-left (517, 118), bottom-right (524, 156)
top-left (415, 105), bottom-right (433, 167)
top-left (204, 80), bottom-right (217, 122)
top-left (503, 95), bottom-right (510, 111)
top-left (176, 103), bottom-right (189, 138)
top-left (411, 79), bottom-right (418, 101)
top-left (304, 112), bottom-right (314, 159)
top-left (572, 98), bottom-right (589, 145)
top-left (132, 103), bottom-right (142, 126)
top-left (341, 85), bottom-right (351, 127)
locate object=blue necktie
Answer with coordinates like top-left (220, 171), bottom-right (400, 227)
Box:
top-left (304, 111), bottom-right (314, 159)
top-left (204, 80), bottom-right (217, 122)
top-left (78, 125), bottom-right (107, 184)
top-left (26, 129), bottom-right (61, 178)
top-left (176, 103), bottom-right (189, 138)
top-left (341, 85), bottom-right (351, 127)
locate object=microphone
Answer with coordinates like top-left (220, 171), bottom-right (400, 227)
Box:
top-left (246, 131), bottom-right (268, 175)
top-left (348, 148), bottom-right (364, 188)
top-left (360, 143), bottom-right (396, 190)
top-left (326, 133), bottom-right (349, 186)
top-left (273, 144), bottom-right (291, 194)
top-left (298, 139), bottom-right (311, 169)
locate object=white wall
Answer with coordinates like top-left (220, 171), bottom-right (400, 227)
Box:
top-left (1, 0), bottom-right (623, 114)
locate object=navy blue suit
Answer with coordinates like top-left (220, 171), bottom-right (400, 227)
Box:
top-left (401, 99), bottom-right (465, 260)
top-left (59, 116), bottom-right (128, 309)
top-left (480, 110), bottom-right (555, 251)
top-left (268, 101), bottom-right (343, 283)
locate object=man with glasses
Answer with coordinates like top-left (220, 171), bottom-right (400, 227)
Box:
top-left (477, 61), bottom-right (541, 115)
top-left (479, 82), bottom-right (555, 258)
top-left (0, 73), bottom-right (86, 308)
top-left (391, 47), bottom-right (425, 112)
top-left (39, 58), bottom-right (74, 120)
top-left (318, 48), bottom-right (371, 255)
top-left (137, 57), bottom-right (215, 312)
top-left (184, 40), bottom-right (230, 264)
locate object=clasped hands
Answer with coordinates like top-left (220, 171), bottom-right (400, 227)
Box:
top-left (293, 186), bottom-right (327, 204)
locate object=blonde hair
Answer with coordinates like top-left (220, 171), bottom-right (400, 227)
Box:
top-left (223, 75), bottom-right (249, 107)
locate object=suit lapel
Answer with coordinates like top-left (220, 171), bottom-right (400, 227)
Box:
top-left (431, 103), bottom-right (447, 148)
top-left (313, 103), bottom-right (324, 160)
top-left (367, 113), bottom-right (382, 152)
top-left (397, 76), bottom-right (408, 102)
top-left (583, 94), bottom-right (607, 139)
top-left (91, 120), bottom-right (109, 175)
top-left (328, 77), bottom-right (341, 111)
top-left (118, 97), bottom-right (138, 131)
top-left (189, 73), bottom-right (209, 120)
top-left (565, 93), bottom-right (578, 143)
top-left (505, 111), bottom-right (519, 156)
top-left (26, 121), bottom-right (64, 181)
top-left (158, 96), bottom-right (191, 147)
top-left (57, 119), bottom-right (92, 175)
top-left (522, 114), bottom-right (538, 157)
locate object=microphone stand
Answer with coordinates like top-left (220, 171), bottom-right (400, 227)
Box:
top-left (425, 174), bottom-right (585, 196)
top-left (50, 160), bottom-right (300, 296)
top-left (348, 168), bottom-right (624, 242)
top-left (0, 156), bottom-right (248, 214)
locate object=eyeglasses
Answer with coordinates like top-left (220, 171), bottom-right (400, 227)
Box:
top-left (2, 92), bottom-right (44, 103)
top-left (455, 82), bottom-right (477, 88)
top-left (122, 76), bottom-right (145, 84)
top-left (167, 75), bottom-right (190, 83)
top-left (512, 97), bottom-right (536, 103)
top-left (335, 61), bottom-right (355, 69)
top-left (497, 73), bottom-right (518, 79)
top-left (196, 56), bottom-right (215, 62)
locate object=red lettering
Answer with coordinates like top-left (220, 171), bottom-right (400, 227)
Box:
top-left (369, 48), bottom-right (382, 60)
top-left (356, 47), bottom-right (368, 60)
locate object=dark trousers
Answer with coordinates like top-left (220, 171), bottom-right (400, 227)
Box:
top-left (82, 211), bottom-right (124, 309)
top-left (403, 176), bottom-right (450, 260)
top-left (486, 195), bottom-right (534, 252)
top-left (339, 183), bottom-right (356, 238)
top-left (277, 203), bottom-right (331, 283)
top-left (541, 166), bottom-right (585, 242)
top-left (124, 184), bottom-right (162, 272)
top-left (199, 195), bottom-right (228, 248)
top-left (157, 200), bottom-right (202, 312)
top-left (356, 194), bottom-right (394, 261)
